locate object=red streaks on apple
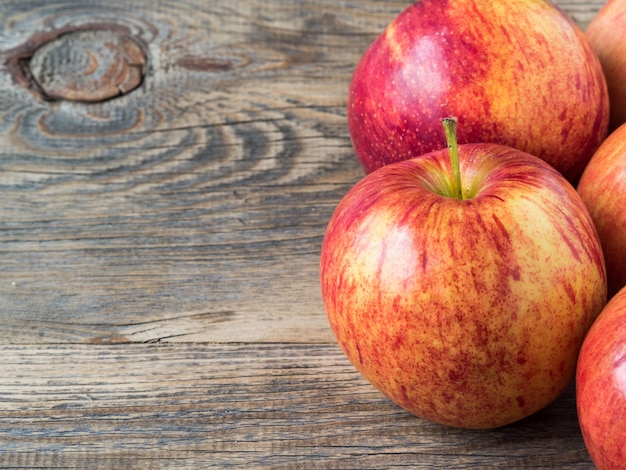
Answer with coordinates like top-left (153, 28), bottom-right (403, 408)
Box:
top-left (321, 141), bottom-right (607, 429)
top-left (348, 0), bottom-right (609, 184)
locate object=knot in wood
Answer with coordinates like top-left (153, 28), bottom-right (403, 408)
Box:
top-left (29, 29), bottom-right (147, 102)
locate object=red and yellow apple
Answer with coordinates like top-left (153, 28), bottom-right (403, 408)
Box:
top-left (577, 123), bottom-right (626, 299)
top-left (587, 0), bottom-right (626, 131)
top-left (320, 120), bottom-right (607, 429)
top-left (348, 0), bottom-right (609, 184)
top-left (577, 286), bottom-right (626, 470)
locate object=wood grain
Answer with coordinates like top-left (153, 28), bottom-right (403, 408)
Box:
top-left (0, 0), bottom-right (607, 468)
top-left (0, 0), bottom-right (384, 344)
top-left (0, 344), bottom-right (591, 469)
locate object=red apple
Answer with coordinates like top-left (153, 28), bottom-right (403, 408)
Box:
top-left (587, 0), bottom-right (626, 131)
top-left (348, 0), bottom-right (609, 184)
top-left (320, 120), bottom-right (607, 429)
top-left (577, 123), bottom-right (626, 299)
top-left (577, 286), bottom-right (626, 469)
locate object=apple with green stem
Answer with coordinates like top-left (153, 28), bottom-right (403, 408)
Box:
top-left (577, 286), bottom-right (626, 469)
top-left (348, 0), bottom-right (609, 184)
top-left (577, 123), bottom-right (626, 299)
top-left (320, 118), bottom-right (607, 429)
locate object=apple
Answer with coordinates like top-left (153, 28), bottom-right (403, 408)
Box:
top-left (348, 0), bottom-right (609, 184)
top-left (320, 119), bottom-right (607, 429)
top-left (577, 286), bottom-right (626, 469)
top-left (587, 0), bottom-right (626, 131)
top-left (577, 123), bottom-right (626, 299)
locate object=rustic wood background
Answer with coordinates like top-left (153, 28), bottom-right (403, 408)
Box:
top-left (0, 0), bottom-right (606, 468)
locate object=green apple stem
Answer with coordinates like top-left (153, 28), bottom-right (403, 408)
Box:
top-left (442, 117), bottom-right (463, 200)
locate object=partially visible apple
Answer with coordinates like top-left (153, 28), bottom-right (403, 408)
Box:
top-left (577, 286), bottom-right (626, 470)
top-left (348, 0), bottom-right (609, 184)
top-left (577, 123), bottom-right (626, 299)
top-left (587, 0), bottom-right (626, 131)
top-left (320, 119), bottom-right (607, 429)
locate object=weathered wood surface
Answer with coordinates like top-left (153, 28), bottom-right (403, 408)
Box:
top-left (0, 0), bottom-right (606, 468)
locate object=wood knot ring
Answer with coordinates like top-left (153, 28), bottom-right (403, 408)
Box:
top-left (28, 28), bottom-right (147, 102)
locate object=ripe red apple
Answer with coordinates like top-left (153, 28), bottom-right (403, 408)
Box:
top-left (587, 0), bottom-right (626, 131)
top-left (577, 123), bottom-right (626, 299)
top-left (577, 286), bottom-right (626, 469)
top-left (320, 119), bottom-right (607, 429)
top-left (348, 0), bottom-right (609, 184)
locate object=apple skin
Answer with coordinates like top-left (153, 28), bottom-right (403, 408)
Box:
top-left (577, 286), bottom-right (626, 470)
top-left (587, 0), bottom-right (626, 131)
top-left (577, 123), bottom-right (626, 299)
top-left (348, 0), bottom-right (609, 184)
top-left (320, 143), bottom-right (607, 429)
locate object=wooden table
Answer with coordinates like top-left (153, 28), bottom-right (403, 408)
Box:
top-left (0, 1), bottom-right (606, 467)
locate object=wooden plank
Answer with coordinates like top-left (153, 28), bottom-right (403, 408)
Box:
top-left (0, 0), bottom-right (386, 344)
top-left (0, 343), bottom-right (592, 468)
